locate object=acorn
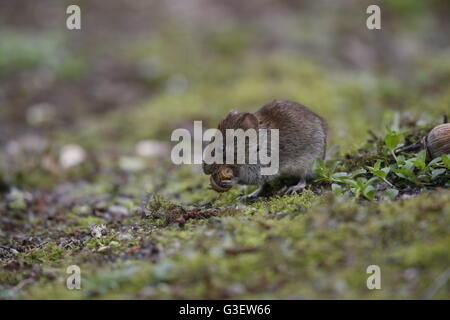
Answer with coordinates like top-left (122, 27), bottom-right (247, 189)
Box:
top-left (210, 167), bottom-right (235, 192)
top-left (218, 167), bottom-right (234, 180)
top-left (423, 123), bottom-right (450, 159)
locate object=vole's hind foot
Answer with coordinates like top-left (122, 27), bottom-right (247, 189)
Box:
top-left (284, 181), bottom-right (307, 196)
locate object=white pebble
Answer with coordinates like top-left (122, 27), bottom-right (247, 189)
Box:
top-left (59, 144), bottom-right (86, 169)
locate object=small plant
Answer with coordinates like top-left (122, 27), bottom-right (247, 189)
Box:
top-left (435, 154), bottom-right (450, 170)
top-left (315, 127), bottom-right (449, 201)
top-left (427, 154), bottom-right (450, 181)
top-left (366, 160), bottom-right (393, 187)
top-left (384, 127), bottom-right (405, 162)
top-left (314, 158), bottom-right (340, 183)
top-left (392, 155), bottom-right (420, 184)
top-left (315, 159), bottom-right (378, 201)
top-left (341, 177), bottom-right (379, 200)
top-left (391, 151), bottom-right (450, 185)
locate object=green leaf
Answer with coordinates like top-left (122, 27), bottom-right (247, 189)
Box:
top-left (332, 172), bottom-right (349, 180)
top-left (366, 177), bottom-right (379, 187)
top-left (384, 131), bottom-right (399, 150)
top-left (331, 183), bottom-right (343, 195)
top-left (431, 168), bottom-right (446, 180)
top-left (356, 177), bottom-right (366, 187)
top-left (412, 150), bottom-right (427, 170)
top-left (315, 158), bottom-right (325, 170)
top-left (384, 188), bottom-right (399, 199)
top-left (363, 186), bottom-right (377, 201)
top-left (396, 155), bottom-right (406, 165)
top-left (351, 169), bottom-right (367, 178)
top-left (428, 157), bottom-right (442, 167)
top-left (442, 154), bottom-right (450, 168)
top-left (381, 166), bottom-right (390, 176)
top-left (342, 179), bottom-right (359, 188)
top-left (330, 161), bottom-right (340, 172)
top-left (374, 160), bottom-right (381, 171)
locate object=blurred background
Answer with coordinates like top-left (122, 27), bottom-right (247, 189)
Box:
top-left (1, 0), bottom-right (449, 148)
top-left (1, 0), bottom-right (450, 202)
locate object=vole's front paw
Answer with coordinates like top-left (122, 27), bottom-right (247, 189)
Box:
top-left (284, 182), bottom-right (306, 196)
top-left (237, 193), bottom-right (258, 202)
top-left (220, 179), bottom-right (237, 188)
top-left (237, 186), bottom-right (266, 202)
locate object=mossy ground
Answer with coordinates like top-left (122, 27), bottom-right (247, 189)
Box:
top-left (0, 1), bottom-right (449, 299)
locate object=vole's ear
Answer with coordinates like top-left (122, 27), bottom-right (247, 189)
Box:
top-left (239, 113), bottom-right (258, 130)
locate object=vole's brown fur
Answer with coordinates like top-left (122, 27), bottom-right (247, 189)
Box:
top-left (203, 99), bottom-right (327, 199)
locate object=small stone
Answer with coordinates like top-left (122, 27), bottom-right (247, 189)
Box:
top-left (117, 233), bottom-right (132, 241)
top-left (89, 224), bottom-right (107, 238)
top-left (59, 144), bottom-right (86, 169)
top-left (94, 201), bottom-right (108, 212)
top-left (97, 246), bottom-right (111, 253)
top-left (108, 205), bottom-right (129, 217)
